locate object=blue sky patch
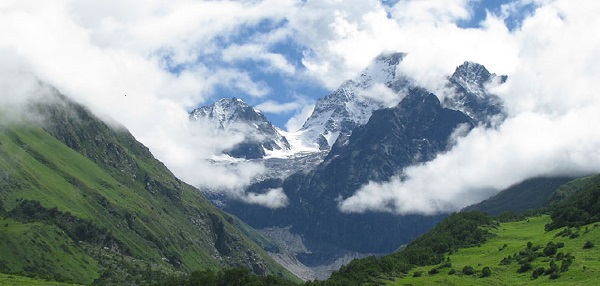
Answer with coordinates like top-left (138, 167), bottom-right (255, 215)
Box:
top-left (458, 0), bottom-right (539, 31)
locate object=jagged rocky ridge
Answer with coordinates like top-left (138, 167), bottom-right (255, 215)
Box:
top-left (191, 55), bottom-right (505, 165)
top-left (444, 61), bottom-right (507, 126)
top-left (190, 97), bottom-right (290, 159)
top-left (298, 52), bottom-right (413, 150)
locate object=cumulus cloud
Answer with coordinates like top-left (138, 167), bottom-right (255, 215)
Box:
top-left (2, 0), bottom-right (599, 213)
top-left (285, 104), bottom-right (315, 132)
top-left (255, 99), bottom-right (302, 114)
top-left (357, 83), bottom-right (403, 107)
top-left (222, 44), bottom-right (297, 75)
top-left (289, 0), bottom-right (406, 89)
top-left (243, 188), bottom-right (289, 209)
top-left (389, 0), bottom-right (472, 24)
top-left (340, 0), bottom-right (600, 215)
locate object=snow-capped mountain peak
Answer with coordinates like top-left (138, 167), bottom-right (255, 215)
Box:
top-left (449, 61), bottom-right (493, 97)
top-left (190, 98), bottom-right (291, 159)
top-left (445, 62), bottom-right (507, 126)
top-left (191, 97), bottom-right (263, 129)
top-left (357, 52), bottom-right (405, 87)
top-left (298, 52), bottom-right (413, 150)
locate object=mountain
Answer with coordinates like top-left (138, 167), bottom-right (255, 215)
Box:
top-left (298, 52), bottom-right (412, 150)
top-left (297, 56), bottom-right (506, 152)
top-left (221, 87), bottom-right (476, 278)
top-left (463, 174), bottom-right (600, 216)
top-left (462, 176), bottom-right (576, 215)
top-left (197, 55), bottom-right (509, 279)
top-left (186, 53), bottom-right (508, 279)
top-left (192, 56), bottom-right (506, 181)
top-left (190, 98), bottom-right (290, 159)
top-left (444, 61), bottom-right (507, 126)
top-left (546, 174), bottom-right (600, 205)
top-left (544, 172), bottom-right (600, 230)
top-left (320, 87), bottom-right (474, 189)
top-left (0, 90), bottom-right (296, 284)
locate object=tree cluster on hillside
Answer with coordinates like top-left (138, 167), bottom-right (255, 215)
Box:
top-left (155, 267), bottom-right (296, 286)
top-left (499, 240), bottom-right (573, 280)
top-left (546, 180), bottom-right (600, 230)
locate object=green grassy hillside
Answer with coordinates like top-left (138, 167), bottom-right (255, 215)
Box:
top-left (392, 215), bottom-right (600, 285)
top-left (0, 273), bottom-right (79, 286)
top-left (0, 217), bottom-right (96, 284)
top-left (0, 92), bottom-right (296, 284)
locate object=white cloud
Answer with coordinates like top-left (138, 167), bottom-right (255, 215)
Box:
top-left (0, 48), bottom-right (37, 111)
top-left (243, 188), bottom-right (289, 209)
top-left (0, 0), bottom-right (282, 202)
top-left (67, 0), bottom-right (297, 64)
top-left (255, 99), bottom-right (302, 114)
top-left (222, 44), bottom-right (297, 75)
top-left (389, 0), bottom-right (472, 24)
top-left (2, 0), bottom-right (599, 212)
top-left (287, 0), bottom-right (406, 89)
top-left (340, 0), bottom-right (600, 215)
top-left (285, 104), bottom-right (315, 132)
top-left (275, 0), bottom-right (515, 96)
top-left (357, 83), bottom-right (403, 107)
top-left (390, 14), bottom-right (518, 94)
top-left (217, 69), bottom-right (272, 98)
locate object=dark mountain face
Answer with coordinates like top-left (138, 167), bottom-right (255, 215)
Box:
top-left (310, 88), bottom-right (474, 199)
top-left (298, 58), bottom-right (505, 153)
top-left (223, 88), bottom-right (473, 256)
top-left (190, 98), bottom-right (290, 159)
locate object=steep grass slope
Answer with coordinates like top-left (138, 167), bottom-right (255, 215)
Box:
top-left (0, 92), bottom-right (295, 284)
